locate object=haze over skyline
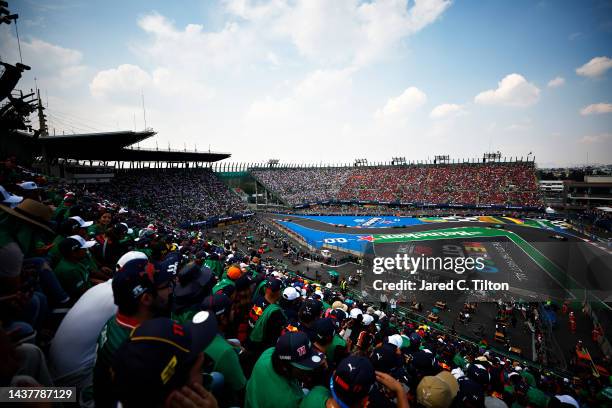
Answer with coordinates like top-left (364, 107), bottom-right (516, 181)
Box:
top-left (2, 0), bottom-right (612, 167)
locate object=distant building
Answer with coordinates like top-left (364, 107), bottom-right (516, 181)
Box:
top-left (565, 176), bottom-right (612, 207)
top-left (539, 180), bottom-right (565, 206)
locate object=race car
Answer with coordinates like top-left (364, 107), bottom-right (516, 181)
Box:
top-left (549, 234), bottom-right (567, 241)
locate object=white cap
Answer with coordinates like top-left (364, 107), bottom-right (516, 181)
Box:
top-left (282, 287), bottom-right (300, 301)
top-left (349, 308), bottom-right (363, 319)
top-left (0, 185), bottom-right (23, 207)
top-left (361, 314), bottom-right (374, 326)
top-left (387, 334), bottom-right (403, 348)
top-left (18, 181), bottom-right (39, 190)
top-left (325, 282), bottom-right (333, 289)
top-left (314, 290), bottom-right (324, 300)
top-left (451, 367), bottom-right (464, 379)
top-left (68, 235), bottom-right (97, 249)
top-left (118, 207), bottom-right (129, 214)
top-left (117, 251), bottom-right (148, 269)
top-left (69, 216), bottom-right (94, 228)
top-left (120, 222), bottom-right (133, 234)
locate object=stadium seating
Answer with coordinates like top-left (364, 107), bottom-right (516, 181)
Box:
top-left (88, 168), bottom-right (247, 225)
top-left (251, 162), bottom-right (543, 207)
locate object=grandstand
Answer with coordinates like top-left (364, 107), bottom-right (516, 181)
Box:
top-left (249, 160), bottom-right (542, 208)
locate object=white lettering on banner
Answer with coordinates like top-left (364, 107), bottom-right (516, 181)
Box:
top-left (378, 231), bottom-right (480, 240)
top-left (324, 238), bottom-right (348, 244)
top-left (362, 218), bottom-right (382, 227)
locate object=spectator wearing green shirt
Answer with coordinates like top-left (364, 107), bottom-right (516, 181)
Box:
top-left (245, 331), bottom-right (325, 408)
top-left (0, 199), bottom-right (70, 308)
top-left (87, 209), bottom-right (112, 238)
top-left (92, 253), bottom-right (175, 408)
top-left (49, 216), bottom-right (97, 266)
top-left (54, 236), bottom-right (109, 300)
top-left (311, 318), bottom-right (340, 362)
top-left (201, 293), bottom-right (247, 406)
top-left (52, 193), bottom-right (76, 223)
top-left (172, 263), bottom-right (216, 323)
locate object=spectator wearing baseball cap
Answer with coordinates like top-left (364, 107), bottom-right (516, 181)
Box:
top-left (212, 264), bottom-right (242, 295)
top-left (311, 318), bottom-right (338, 354)
top-left (53, 235), bottom-right (105, 300)
top-left (0, 185), bottom-right (23, 208)
top-left (17, 181), bottom-right (41, 201)
top-left (455, 376), bottom-right (485, 408)
top-left (172, 263), bottom-right (216, 322)
top-left (297, 298), bottom-right (323, 340)
top-left (416, 370), bottom-right (460, 408)
top-left (92, 256), bottom-right (175, 408)
top-left (200, 293), bottom-right (247, 405)
top-left (322, 355), bottom-right (409, 408)
top-left (247, 278), bottom-right (287, 354)
top-left (112, 313), bottom-right (218, 407)
top-left (245, 331), bottom-right (324, 408)
top-left (280, 286), bottom-right (302, 325)
top-left (47, 218), bottom-right (82, 267)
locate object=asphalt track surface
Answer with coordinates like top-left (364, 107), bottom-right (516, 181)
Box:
top-left (266, 214), bottom-right (612, 300)
top-left (260, 213), bottom-right (612, 365)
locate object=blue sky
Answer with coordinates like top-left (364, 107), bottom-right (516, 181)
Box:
top-left (2, 0), bottom-right (611, 166)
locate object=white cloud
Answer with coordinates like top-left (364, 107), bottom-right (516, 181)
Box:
top-left (90, 64), bottom-right (152, 99)
top-left (576, 56), bottom-right (612, 78)
top-left (135, 13), bottom-right (262, 71)
top-left (0, 26), bottom-right (87, 89)
top-left (474, 73), bottom-right (540, 107)
top-left (429, 103), bottom-right (465, 119)
top-left (547, 76), bottom-right (565, 88)
top-left (376, 87), bottom-right (427, 119)
top-left (226, 0), bottom-right (452, 67)
top-left (580, 103), bottom-right (612, 116)
top-left (579, 133), bottom-right (612, 144)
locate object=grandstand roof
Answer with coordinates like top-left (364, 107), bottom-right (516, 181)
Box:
top-left (40, 130), bottom-right (153, 153)
top-left (29, 130), bottom-right (230, 162)
top-left (113, 147), bottom-right (231, 162)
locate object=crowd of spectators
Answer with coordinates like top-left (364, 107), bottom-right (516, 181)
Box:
top-left (252, 163), bottom-right (543, 207)
top-left (251, 168), bottom-right (354, 205)
top-left (86, 168), bottom-right (247, 226)
top-left (0, 158), bottom-right (609, 408)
